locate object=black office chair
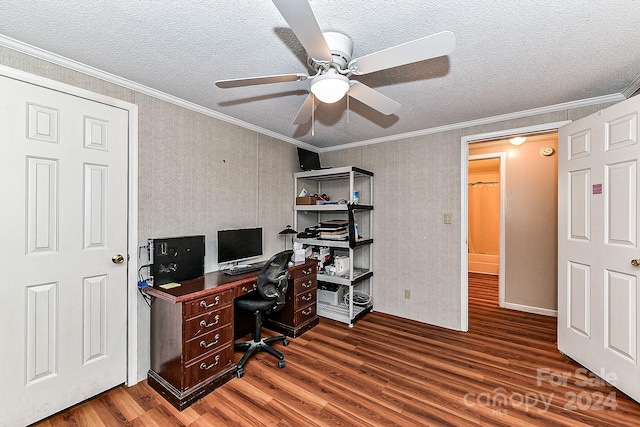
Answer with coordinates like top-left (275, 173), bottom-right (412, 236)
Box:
top-left (234, 250), bottom-right (293, 378)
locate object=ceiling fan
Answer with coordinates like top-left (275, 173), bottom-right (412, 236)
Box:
top-left (215, 0), bottom-right (456, 125)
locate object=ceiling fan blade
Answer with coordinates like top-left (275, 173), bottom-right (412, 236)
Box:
top-left (348, 31), bottom-right (456, 75)
top-left (348, 81), bottom-right (400, 115)
top-left (272, 0), bottom-right (332, 61)
top-left (215, 73), bottom-right (308, 88)
top-left (293, 93), bottom-right (317, 124)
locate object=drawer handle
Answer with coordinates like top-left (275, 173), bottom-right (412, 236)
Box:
top-left (200, 355), bottom-right (220, 370)
top-left (200, 334), bottom-right (220, 349)
top-left (302, 268), bottom-right (313, 275)
top-left (200, 315), bottom-right (220, 328)
top-left (301, 280), bottom-right (313, 289)
top-left (302, 308), bottom-right (313, 316)
top-left (301, 293), bottom-right (313, 302)
top-left (241, 283), bottom-right (257, 292)
top-left (200, 296), bottom-right (220, 309)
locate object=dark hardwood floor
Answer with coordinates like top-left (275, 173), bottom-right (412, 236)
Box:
top-left (35, 273), bottom-right (640, 426)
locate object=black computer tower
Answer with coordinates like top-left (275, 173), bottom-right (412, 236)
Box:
top-left (148, 235), bottom-right (205, 286)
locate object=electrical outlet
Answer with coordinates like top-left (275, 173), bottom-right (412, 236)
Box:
top-left (404, 289), bottom-right (411, 299)
top-left (444, 213), bottom-right (452, 224)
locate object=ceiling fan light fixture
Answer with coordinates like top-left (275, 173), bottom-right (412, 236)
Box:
top-left (310, 73), bottom-right (350, 104)
top-left (509, 136), bottom-right (527, 146)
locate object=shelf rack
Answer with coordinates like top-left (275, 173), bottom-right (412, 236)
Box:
top-left (293, 166), bottom-right (374, 326)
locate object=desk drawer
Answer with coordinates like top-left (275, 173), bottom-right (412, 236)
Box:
top-left (293, 276), bottom-right (316, 294)
top-left (293, 304), bottom-right (316, 326)
top-left (184, 323), bottom-right (232, 362)
top-left (291, 263), bottom-right (317, 279)
top-left (184, 307), bottom-right (233, 340)
top-left (234, 280), bottom-right (257, 298)
top-left (184, 289), bottom-right (233, 318)
top-left (184, 344), bottom-right (233, 389)
top-left (294, 289), bottom-right (316, 307)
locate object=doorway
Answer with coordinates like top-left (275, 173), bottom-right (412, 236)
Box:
top-left (468, 152), bottom-right (505, 307)
top-left (460, 124), bottom-right (565, 331)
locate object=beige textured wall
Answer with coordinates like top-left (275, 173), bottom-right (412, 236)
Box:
top-left (470, 137), bottom-right (559, 310)
top-left (322, 130), bottom-right (464, 329)
top-left (0, 46), bottom-right (298, 381)
top-left (136, 93), bottom-right (297, 270)
top-left (504, 137), bottom-right (558, 309)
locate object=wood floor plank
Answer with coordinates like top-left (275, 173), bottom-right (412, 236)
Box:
top-left (46, 402), bottom-right (107, 427)
top-left (207, 383), bottom-right (285, 426)
top-left (32, 273), bottom-right (640, 426)
top-left (101, 385), bottom-right (147, 422)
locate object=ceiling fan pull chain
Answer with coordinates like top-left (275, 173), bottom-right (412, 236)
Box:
top-left (347, 94), bottom-right (350, 123)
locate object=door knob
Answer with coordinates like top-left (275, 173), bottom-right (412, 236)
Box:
top-left (112, 254), bottom-right (125, 264)
top-left (632, 259), bottom-right (640, 267)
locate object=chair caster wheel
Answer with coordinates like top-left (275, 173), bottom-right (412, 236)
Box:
top-left (278, 360), bottom-right (286, 369)
top-left (283, 338), bottom-right (289, 346)
top-left (237, 368), bottom-right (244, 378)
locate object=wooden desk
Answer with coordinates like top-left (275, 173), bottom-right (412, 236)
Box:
top-left (144, 259), bottom-right (317, 410)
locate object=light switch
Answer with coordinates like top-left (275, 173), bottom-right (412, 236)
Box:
top-left (444, 213), bottom-right (452, 224)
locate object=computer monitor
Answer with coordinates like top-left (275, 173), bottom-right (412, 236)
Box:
top-left (297, 147), bottom-right (322, 171)
top-left (217, 227), bottom-right (263, 264)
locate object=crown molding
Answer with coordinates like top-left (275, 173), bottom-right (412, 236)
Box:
top-left (622, 73), bottom-right (640, 98)
top-left (321, 93), bottom-right (625, 152)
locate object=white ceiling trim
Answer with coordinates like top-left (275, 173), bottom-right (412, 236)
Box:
top-left (622, 73), bottom-right (640, 98)
top-left (320, 93), bottom-right (624, 152)
top-left (0, 34), bottom-right (624, 154)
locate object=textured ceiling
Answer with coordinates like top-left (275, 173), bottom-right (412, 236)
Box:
top-left (1, 0), bottom-right (639, 149)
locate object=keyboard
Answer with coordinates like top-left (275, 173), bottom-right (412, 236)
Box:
top-left (224, 263), bottom-right (263, 276)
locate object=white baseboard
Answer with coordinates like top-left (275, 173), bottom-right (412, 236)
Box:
top-left (504, 302), bottom-right (557, 317)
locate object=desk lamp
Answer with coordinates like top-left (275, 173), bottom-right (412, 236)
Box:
top-left (279, 225), bottom-right (297, 250)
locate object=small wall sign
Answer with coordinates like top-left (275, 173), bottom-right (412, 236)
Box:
top-left (593, 184), bottom-right (602, 194)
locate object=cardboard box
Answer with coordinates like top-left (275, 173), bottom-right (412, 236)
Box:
top-left (296, 196), bottom-right (316, 205)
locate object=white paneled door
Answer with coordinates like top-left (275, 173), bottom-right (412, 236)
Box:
top-left (0, 75), bottom-right (129, 426)
top-left (558, 95), bottom-right (640, 403)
